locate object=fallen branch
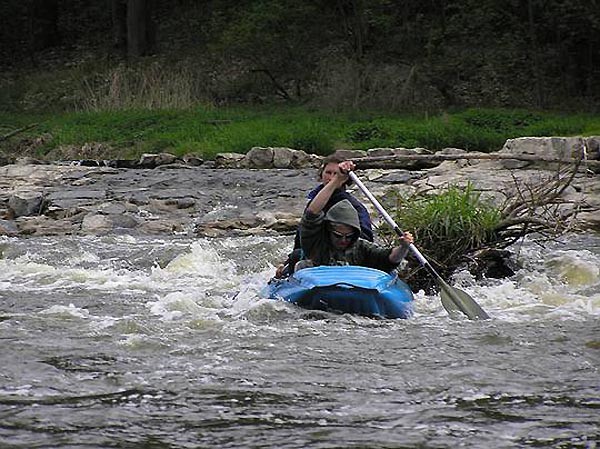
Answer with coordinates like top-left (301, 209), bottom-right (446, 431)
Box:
top-left (0, 123), bottom-right (38, 142)
top-left (352, 152), bottom-right (600, 168)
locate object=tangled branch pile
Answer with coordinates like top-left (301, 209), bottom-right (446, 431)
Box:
top-left (379, 163), bottom-right (586, 291)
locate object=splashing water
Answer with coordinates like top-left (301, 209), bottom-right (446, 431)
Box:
top-left (0, 233), bottom-right (598, 448)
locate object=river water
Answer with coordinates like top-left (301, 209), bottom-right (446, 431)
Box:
top-left (0, 233), bottom-right (598, 449)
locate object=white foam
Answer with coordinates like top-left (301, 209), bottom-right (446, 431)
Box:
top-left (2, 234), bottom-right (598, 326)
top-left (39, 303), bottom-right (90, 319)
top-left (147, 291), bottom-right (225, 321)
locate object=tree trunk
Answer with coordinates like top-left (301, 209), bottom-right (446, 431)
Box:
top-left (335, 0), bottom-right (366, 60)
top-left (527, 0), bottom-right (544, 107)
top-left (32, 0), bottom-right (60, 50)
top-left (111, 0), bottom-right (127, 54)
top-left (126, 0), bottom-right (155, 58)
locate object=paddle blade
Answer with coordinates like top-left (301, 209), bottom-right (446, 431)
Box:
top-left (439, 280), bottom-right (490, 320)
top-left (349, 170), bottom-right (490, 320)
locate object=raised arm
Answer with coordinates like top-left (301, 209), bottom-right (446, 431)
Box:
top-left (307, 160), bottom-right (355, 215)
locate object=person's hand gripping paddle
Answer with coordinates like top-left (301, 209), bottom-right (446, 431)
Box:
top-left (347, 170), bottom-right (490, 320)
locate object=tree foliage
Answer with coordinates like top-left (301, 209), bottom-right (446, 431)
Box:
top-left (1, 0), bottom-right (598, 111)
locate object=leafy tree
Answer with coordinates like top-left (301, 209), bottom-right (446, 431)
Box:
top-left (0, 0), bottom-right (598, 109)
top-left (213, 0), bottom-right (340, 100)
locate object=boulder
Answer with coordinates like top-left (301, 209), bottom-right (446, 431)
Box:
top-left (272, 147), bottom-right (313, 168)
top-left (272, 147), bottom-right (294, 168)
top-left (182, 154), bottom-right (204, 166)
top-left (8, 191), bottom-right (44, 217)
top-left (81, 213), bottom-right (139, 234)
top-left (0, 219), bottom-right (18, 236)
top-left (500, 137), bottom-right (591, 169)
top-left (138, 152), bottom-right (179, 168)
top-left (214, 152), bottom-right (246, 168)
top-left (246, 147), bottom-right (274, 168)
top-left (333, 149), bottom-right (367, 159)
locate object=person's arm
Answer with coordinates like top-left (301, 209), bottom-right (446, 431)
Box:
top-left (300, 201), bottom-right (328, 265)
top-left (307, 160), bottom-right (355, 215)
top-left (354, 231), bottom-right (414, 272)
top-left (388, 232), bottom-right (414, 263)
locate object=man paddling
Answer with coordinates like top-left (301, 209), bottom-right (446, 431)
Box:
top-left (275, 155), bottom-right (374, 277)
top-left (296, 160), bottom-right (414, 273)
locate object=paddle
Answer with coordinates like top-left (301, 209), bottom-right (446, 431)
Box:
top-left (347, 171), bottom-right (490, 320)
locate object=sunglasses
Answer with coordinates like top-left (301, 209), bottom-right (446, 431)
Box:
top-left (330, 229), bottom-right (358, 241)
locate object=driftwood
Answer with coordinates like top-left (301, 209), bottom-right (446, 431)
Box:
top-left (0, 123), bottom-right (38, 142)
top-left (352, 152), bottom-right (600, 169)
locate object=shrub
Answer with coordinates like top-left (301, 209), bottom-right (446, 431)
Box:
top-left (381, 183), bottom-right (501, 272)
top-left (456, 108), bottom-right (544, 132)
top-left (346, 123), bottom-right (388, 143)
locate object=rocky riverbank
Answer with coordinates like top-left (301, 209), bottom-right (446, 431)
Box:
top-left (1, 137), bottom-right (599, 238)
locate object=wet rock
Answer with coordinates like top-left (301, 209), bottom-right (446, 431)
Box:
top-left (81, 213), bottom-right (139, 234)
top-left (46, 189), bottom-right (108, 211)
top-left (246, 147), bottom-right (274, 168)
top-left (16, 216), bottom-right (77, 236)
top-left (0, 219), bottom-right (18, 236)
top-left (0, 137), bottom-right (598, 239)
top-left (8, 191), bottom-right (44, 217)
top-left (182, 154), bottom-right (204, 166)
top-left (81, 214), bottom-right (114, 233)
top-left (463, 248), bottom-right (522, 279)
top-left (138, 152), bottom-right (179, 168)
top-left (15, 157), bottom-right (47, 165)
top-left (214, 152), bottom-right (245, 168)
top-left (139, 219), bottom-right (185, 234)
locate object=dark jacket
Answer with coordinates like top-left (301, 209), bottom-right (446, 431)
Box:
top-left (299, 199), bottom-right (401, 273)
top-left (308, 184), bottom-right (374, 241)
top-left (292, 184), bottom-right (373, 249)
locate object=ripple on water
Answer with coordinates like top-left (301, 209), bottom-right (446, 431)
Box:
top-left (1, 234), bottom-right (599, 448)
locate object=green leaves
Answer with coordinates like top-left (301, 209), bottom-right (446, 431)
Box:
top-left (382, 183), bottom-right (501, 269)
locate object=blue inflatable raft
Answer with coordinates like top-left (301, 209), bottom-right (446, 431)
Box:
top-left (263, 265), bottom-right (414, 319)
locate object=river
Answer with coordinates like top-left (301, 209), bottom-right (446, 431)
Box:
top-left (0, 233), bottom-right (598, 448)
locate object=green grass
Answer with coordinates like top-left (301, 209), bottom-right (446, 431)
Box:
top-left (1, 107), bottom-right (599, 160)
top-left (381, 183), bottom-right (502, 270)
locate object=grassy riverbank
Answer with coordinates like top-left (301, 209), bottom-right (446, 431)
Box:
top-left (1, 107), bottom-right (599, 160)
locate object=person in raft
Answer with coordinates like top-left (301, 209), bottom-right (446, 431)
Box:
top-left (296, 160), bottom-right (414, 272)
top-left (302, 154), bottom-right (374, 243)
top-left (275, 155), bottom-right (374, 277)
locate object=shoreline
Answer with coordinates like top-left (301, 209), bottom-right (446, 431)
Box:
top-left (1, 139), bottom-right (599, 238)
